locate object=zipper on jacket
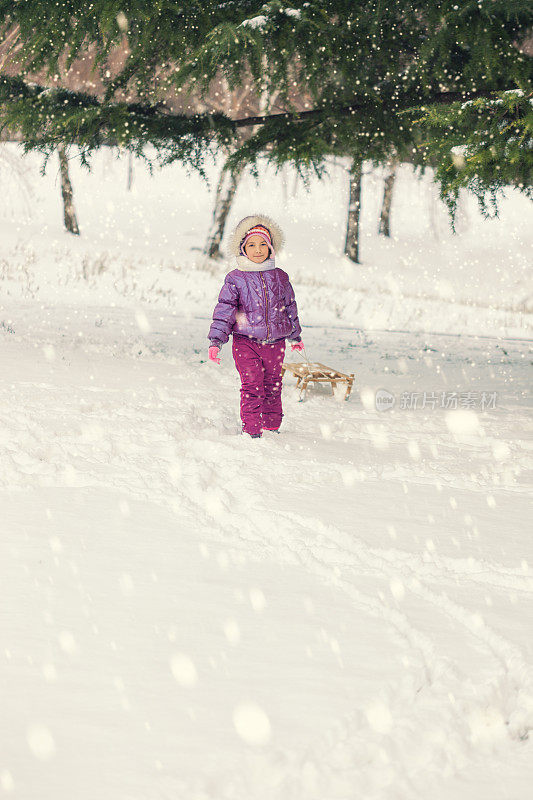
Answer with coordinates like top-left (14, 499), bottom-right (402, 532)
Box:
top-left (259, 271), bottom-right (270, 341)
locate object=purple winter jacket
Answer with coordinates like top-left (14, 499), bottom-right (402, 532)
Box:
top-left (208, 264), bottom-right (302, 346)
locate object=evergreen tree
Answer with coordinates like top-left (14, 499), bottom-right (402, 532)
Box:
top-left (0, 2), bottom-right (531, 219)
top-left (412, 90), bottom-right (532, 222)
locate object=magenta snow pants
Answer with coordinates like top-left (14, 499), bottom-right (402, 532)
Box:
top-left (232, 333), bottom-right (286, 435)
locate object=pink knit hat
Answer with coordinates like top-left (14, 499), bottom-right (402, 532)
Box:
top-left (239, 224), bottom-right (274, 256)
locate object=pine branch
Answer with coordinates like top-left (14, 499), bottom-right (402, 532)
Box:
top-left (0, 74), bottom-right (513, 134)
top-left (232, 89), bottom-right (505, 128)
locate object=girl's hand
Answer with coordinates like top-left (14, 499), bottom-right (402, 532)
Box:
top-left (290, 341), bottom-right (305, 352)
top-left (208, 345), bottom-right (221, 364)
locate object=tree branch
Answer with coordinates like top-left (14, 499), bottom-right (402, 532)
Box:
top-left (0, 75), bottom-right (508, 134)
top-left (233, 89), bottom-right (502, 128)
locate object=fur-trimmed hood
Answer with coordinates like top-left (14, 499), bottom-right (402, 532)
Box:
top-left (228, 214), bottom-right (285, 257)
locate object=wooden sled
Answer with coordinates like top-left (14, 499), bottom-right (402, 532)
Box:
top-left (282, 359), bottom-right (355, 402)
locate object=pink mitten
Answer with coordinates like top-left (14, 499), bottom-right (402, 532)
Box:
top-left (208, 345), bottom-right (221, 364)
top-left (290, 341), bottom-right (305, 352)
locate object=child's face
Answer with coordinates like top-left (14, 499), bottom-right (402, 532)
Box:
top-left (244, 235), bottom-right (270, 264)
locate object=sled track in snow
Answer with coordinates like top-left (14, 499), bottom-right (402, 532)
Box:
top-left (169, 439), bottom-right (533, 795)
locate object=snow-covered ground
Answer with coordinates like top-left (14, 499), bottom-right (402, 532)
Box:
top-left (1, 146), bottom-right (532, 799)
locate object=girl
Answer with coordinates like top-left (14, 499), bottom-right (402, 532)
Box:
top-left (208, 214), bottom-right (304, 439)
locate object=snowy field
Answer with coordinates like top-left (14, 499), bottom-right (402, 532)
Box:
top-left (1, 145), bottom-right (532, 799)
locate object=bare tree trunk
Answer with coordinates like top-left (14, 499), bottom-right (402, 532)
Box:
top-left (127, 150), bottom-right (134, 191)
top-left (57, 145), bottom-right (80, 235)
top-left (379, 162), bottom-right (397, 237)
top-left (344, 160), bottom-right (362, 263)
top-left (203, 69), bottom-right (279, 260)
top-left (281, 162), bottom-right (289, 206)
top-left (204, 162), bottom-right (244, 259)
